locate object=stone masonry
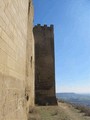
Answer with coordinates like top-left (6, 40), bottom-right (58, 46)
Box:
top-left (33, 24), bottom-right (57, 105)
top-left (0, 0), bottom-right (34, 120)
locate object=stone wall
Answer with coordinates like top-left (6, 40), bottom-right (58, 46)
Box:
top-left (26, 0), bottom-right (35, 109)
top-left (0, 0), bottom-right (34, 120)
top-left (33, 24), bottom-right (57, 105)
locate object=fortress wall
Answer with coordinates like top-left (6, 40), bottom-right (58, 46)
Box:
top-left (26, 0), bottom-right (35, 108)
top-left (0, 0), bottom-right (34, 120)
top-left (33, 25), bottom-right (57, 105)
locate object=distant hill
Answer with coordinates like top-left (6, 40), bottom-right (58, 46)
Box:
top-left (56, 93), bottom-right (90, 107)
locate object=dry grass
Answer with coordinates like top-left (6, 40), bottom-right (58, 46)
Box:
top-left (29, 107), bottom-right (38, 114)
top-left (28, 107), bottom-right (41, 120)
top-left (28, 101), bottom-right (90, 120)
top-left (73, 104), bottom-right (90, 116)
top-left (58, 99), bottom-right (90, 117)
top-left (29, 106), bottom-right (71, 120)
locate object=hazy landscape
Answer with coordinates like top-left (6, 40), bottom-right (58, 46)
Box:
top-left (56, 93), bottom-right (90, 107)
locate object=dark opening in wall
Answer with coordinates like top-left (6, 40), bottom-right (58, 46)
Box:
top-left (25, 93), bottom-right (29, 101)
top-left (25, 89), bottom-right (29, 101)
top-left (26, 95), bottom-right (29, 101)
top-left (30, 56), bottom-right (32, 67)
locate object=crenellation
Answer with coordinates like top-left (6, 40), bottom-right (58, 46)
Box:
top-left (44, 24), bottom-right (47, 27)
top-left (50, 24), bottom-right (54, 28)
top-left (34, 24), bottom-right (54, 29)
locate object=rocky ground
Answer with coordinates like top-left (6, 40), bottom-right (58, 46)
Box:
top-left (28, 102), bottom-right (90, 120)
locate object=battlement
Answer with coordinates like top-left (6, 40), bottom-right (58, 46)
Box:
top-left (34, 24), bottom-right (54, 30)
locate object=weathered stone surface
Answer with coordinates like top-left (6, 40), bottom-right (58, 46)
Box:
top-left (26, 0), bottom-right (35, 109)
top-left (33, 25), bottom-right (57, 105)
top-left (0, 0), bottom-right (34, 120)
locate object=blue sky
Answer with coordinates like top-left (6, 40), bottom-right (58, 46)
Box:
top-left (33, 0), bottom-right (90, 93)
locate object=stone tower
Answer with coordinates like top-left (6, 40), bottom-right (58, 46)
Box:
top-left (33, 24), bottom-right (57, 105)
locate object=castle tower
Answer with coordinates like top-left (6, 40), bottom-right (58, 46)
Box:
top-left (33, 24), bottom-right (57, 105)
